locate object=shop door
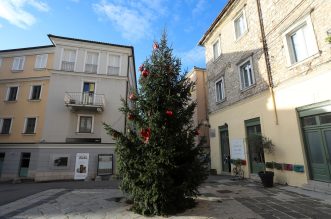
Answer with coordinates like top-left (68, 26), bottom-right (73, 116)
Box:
top-left (303, 114), bottom-right (331, 182)
top-left (220, 126), bottom-right (231, 172)
top-left (19, 153), bottom-right (31, 177)
top-left (245, 118), bottom-right (264, 173)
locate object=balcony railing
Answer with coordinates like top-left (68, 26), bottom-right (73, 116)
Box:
top-left (61, 61), bottom-right (75, 72)
top-left (85, 64), bottom-right (98, 73)
top-left (64, 92), bottom-right (105, 112)
top-left (107, 66), bottom-right (120, 75)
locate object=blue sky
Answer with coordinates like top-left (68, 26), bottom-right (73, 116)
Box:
top-left (0, 0), bottom-right (227, 72)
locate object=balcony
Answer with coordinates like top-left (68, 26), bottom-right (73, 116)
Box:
top-left (64, 92), bottom-right (105, 112)
top-left (85, 64), bottom-right (98, 74)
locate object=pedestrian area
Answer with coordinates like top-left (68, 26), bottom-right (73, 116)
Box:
top-left (1, 176), bottom-right (331, 219)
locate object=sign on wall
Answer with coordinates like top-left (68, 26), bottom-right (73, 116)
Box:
top-left (97, 154), bottom-right (113, 176)
top-left (74, 153), bottom-right (89, 180)
top-left (230, 139), bottom-right (245, 160)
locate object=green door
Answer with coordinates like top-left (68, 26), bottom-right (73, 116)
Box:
top-left (302, 113), bottom-right (331, 182)
top-left (19, 153), bottom-right (31, 177)
top-left (245, 118), bottom-right (265, 174)
top-left (220, 126), bottom-right (231, 172)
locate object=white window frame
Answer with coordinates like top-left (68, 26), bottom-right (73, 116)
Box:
top-left (23, 117), bottom-right (37, 134)
top-left (0, 117), bottom-right (13, 134)
top-left (282, 15), bottom-right (318, 66)
top-left (12, 56), bottom-right (25, 71)
top-left (5, 85), bottom-right (19, 101)
top-left (212, 37), bottom-right (221, 61)
top-left (77, 114), bottom-right (94, 133)
top-left (238, 57), bottom-right (255, 90)
top-left (84, 51), bottom-right (100, 74)
top-left (107, 53), bottom-right (121, 76)
top-left (35, 54), bottom-right (48, 69)
top-left (233, 9), bottom-right (248, 40)
top-left (60, 48), bottom-right (77, 72)
top-left (215, 77), bottom-right (225, 102)
top-left (29, 84), bottom-right (42, 100)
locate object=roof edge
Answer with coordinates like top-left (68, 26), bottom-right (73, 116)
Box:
top-left (0, 45), bottom-right (54, 53)
top-left (198, 0), bottom-right (236, 46)
top-left (48, 34), bottom-right (133, 49)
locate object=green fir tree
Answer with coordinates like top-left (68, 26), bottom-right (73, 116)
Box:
top-left (104, 33), bottom-right (208, 216)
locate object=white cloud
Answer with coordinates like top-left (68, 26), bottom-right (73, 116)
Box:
top-left (178, 46), bottom-right (206, 68)
top-left (192, 0), bottom-right (207, 15)
top-left (0, 0), bottom-right (49, 29)
top-left (93, 0), bottom-right (168, 41)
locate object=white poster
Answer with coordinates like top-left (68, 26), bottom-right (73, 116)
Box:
top-left (230, 139), bottom-right (245, 160)
top-left (74, 153), bottom-right (89, 180)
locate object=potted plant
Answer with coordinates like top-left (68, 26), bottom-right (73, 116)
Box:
top-left (248, 134), bottom-right (275, 187)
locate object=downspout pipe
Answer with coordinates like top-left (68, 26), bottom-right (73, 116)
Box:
top-left (256, 0), bottom-right (279, 125)
top-left (124, 55), bottom-right (132, 134)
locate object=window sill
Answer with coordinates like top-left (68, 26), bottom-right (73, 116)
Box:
top-left (28, 99), bottom-right (41, 102)
top-left (11, 70), bottom-right (23, 73)
top-left (4, 100), bottom-right (17, 103)
top-left (22, 133), bottom-right (36, 136)
top-left (76, 132), bottom-right (94, 134)
top-left (216, 97), bottom-right (227, 105)
top-left (288, 52), bottom-right (321, 70)
top-left (240, 83), bottom-right (256, 92)
top-left (234, 30), bottom-right (248, 42)
top-left (34, 68), bottom-right (46, 71)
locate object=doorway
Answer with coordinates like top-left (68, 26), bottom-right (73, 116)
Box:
top-left (19, 152), bottom-right (31, 177)
top-left (245, 118), bottom-right (265, 174)
top-left (219, 125), bottom-right (231, 173)
top-left (82, 82), bottom-right (95, 105)
top-left (0, 153), bottom-right (4, 177)
top-left (302, 113), bottom-right (331, 182)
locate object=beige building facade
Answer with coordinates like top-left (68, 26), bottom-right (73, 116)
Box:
top-left (0, 35), bottom-right (137, 181)
top-left (199, 0), bottom-right (331, 187)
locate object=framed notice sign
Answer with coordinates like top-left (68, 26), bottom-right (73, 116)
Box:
top-left (97, 154), bottom-right (113, 176)
top-left (230, 139), bottom-right (245, 160)
top-left (74, 153), bottom-right (89, 180)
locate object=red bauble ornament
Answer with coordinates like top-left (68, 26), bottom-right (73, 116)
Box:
top-left (139, 64), bottom-right (144, 72)
top-left (128, 114), bottom-right (135, 120)
top-left (194, 129), bottom-right (200, 136)
top-left (140, 128), bottom-right (151, 143)
top-left (129, 93), bottom-right (137, 101)
top-left (153, 42), bottom-right (159, 50)
top-left (142, 69), bottom-right (149, 77)
top-left (166, 110), bottom-right (173, 117)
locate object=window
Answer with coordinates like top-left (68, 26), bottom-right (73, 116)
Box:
top-left (30, 85), bottom-right (41, 100)
top-left (12, 56), bottom-right (25, 71)
top-left (61, 49), bottom-right (76, 71)
top-left (215, 78), bottom-right (225, 102)
top-left (24, 117), bottom-right (36, 134)
top-left (35, 54), bottom-right (48, 69)
top-left (213, 39), bottom-right (221, 60)
top-left (0, 118), bottom-right (12, 134)
top-left (284, 16), bottom-right (318, 65)
top-left (238, 58), bottom-right (255, 89)
top-left (234, 11), bottom-right (247, 39)
top-left (107, 54), bottom-right (120, 75)
top-left (85, 52), bottom-right (99, 73)
top-left (6, 86), bottom-right (18, 101)
top-left (78, 115), bottom-right (93, 133)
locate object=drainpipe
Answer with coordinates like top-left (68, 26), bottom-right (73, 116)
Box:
top-left (256, 0), bottom-right (279, 125)
top-left (124, 55), bottom-right (132, 134)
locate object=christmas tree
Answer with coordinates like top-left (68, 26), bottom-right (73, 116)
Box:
top-left (104, 33), bottom-right (208, 216)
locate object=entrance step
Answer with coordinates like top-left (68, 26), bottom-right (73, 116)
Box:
top-left (302, 180), bottom-right (331, 195)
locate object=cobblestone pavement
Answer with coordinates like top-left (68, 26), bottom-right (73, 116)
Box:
top-left (1, 176), bottom-right (331, 219)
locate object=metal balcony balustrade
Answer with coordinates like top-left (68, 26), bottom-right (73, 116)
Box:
top-left (85, 64), bottom-right (98, 73)
top-left (61, 61), bottom-right (75, 72)
top-left (64, 92), bottom-right (105, 112)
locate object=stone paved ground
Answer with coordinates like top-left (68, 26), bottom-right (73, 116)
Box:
top-left (1, 176), bottom-right (331, 219)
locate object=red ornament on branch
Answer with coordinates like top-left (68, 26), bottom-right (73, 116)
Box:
top-left (153, 42), bottom-right (159, 50)
top-left (139, 64), bottom-right (144, 72)
top-left (142, 69), bottom-right (149, 77)
top-left (140, 128), bottom-right (151, 143)
top-left (194, 129), bottom-right (200, 136)
top-left (129, 93), bottom-right (138, 101)
top-left (128, 113), bottom-right (135, 120)
top-left (165, 110), bottom-right (173, 117)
